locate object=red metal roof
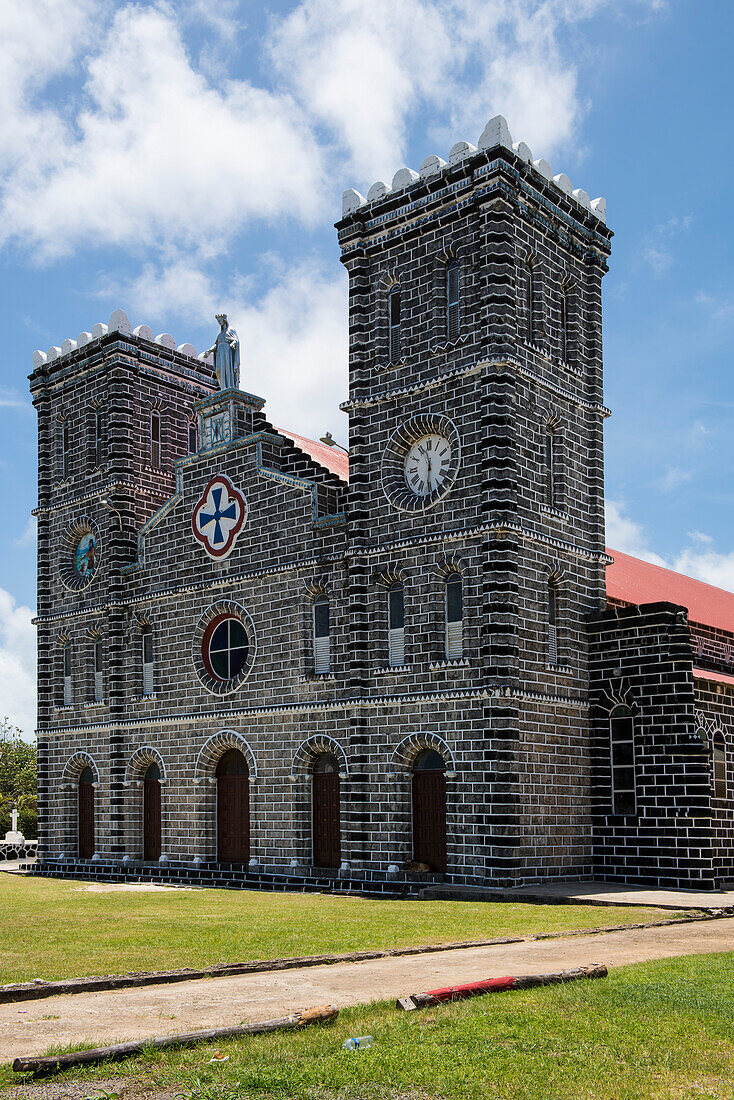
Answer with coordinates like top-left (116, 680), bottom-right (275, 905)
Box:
top-left (693, 667), bottom-right (734, 687)
top-left (607, 547), bottom-right (734, 634)
top-left (277, 429), bottom-right (349, 482)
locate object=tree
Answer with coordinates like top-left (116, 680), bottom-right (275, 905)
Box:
top-left (0, 719), bottom-right (37, 839)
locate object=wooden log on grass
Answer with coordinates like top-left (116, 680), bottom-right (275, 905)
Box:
top-left (12, 1004), bottom-right (338, 1075)
top-left (396, 963), bottom-right (607, 1010)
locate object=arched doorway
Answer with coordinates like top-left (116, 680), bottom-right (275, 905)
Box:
top-left (411, 749), bottom-right (447, 872)
top-left (312, 753), bottom-right (341, 868)
top-left (78, 766), bottom-right (95, 859)
top-left (216, 749), bottom-right (250, 863)
top-left (143, 762), bottom-right (162, 861)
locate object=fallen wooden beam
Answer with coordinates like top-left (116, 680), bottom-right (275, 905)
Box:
top-left (396, 963), bottom-right (607, 1010)
top-left (12, 1004), bottom-right (338, 1075)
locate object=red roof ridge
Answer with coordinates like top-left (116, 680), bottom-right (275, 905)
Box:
top-left (276, 427), bottom-right (349, 482)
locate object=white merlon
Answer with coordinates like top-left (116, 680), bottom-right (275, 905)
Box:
top-left (178, 343), bottom-right (197, 357)
top-left (341, 112), bottom-right (606, 225)
top-left (33, 350), bottom-right (47, 368)
top-left (391, 166), bottom-right (419, 191)
top-left (92, 322), bottom-right (108, 339)
top-left (133, 324), bottom-right (154, 341)
top-left (108, 308), bottom-right (131, 334)
top-left (61, 338), bottom-right (77, 355)
top-left (47, 346), bottom-right (60, 361)
top-left (448, 141), bottom-right (476, 165)
top-left (367, 180), bottom-right (391, 202)
top-left (155, 333), bottom-right (177, 350)
top-left (77, 332), bottom-right (92, 347)
top-left (419, 155), bottom-right (446, 178)
top-left (478, 114), bottom-right (512, 151)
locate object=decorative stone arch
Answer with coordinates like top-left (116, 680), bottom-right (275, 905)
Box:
top-left (125, 746), bottom-right (167, 784)
top-left (58, 516), bottom-right (102, 593)
top-left (62, 751), bottom-right (100, 784)
top-left (544, 560), bottom-right (566, 587)
top-left (390, 733), bottom-right (456, 776)
top-left (374, 564), bottom-right (407, 590)
top-left (434, 553), bottom-right (470, 580)
top-left (292, 735), bottom-right (349, 778)
top-left (195, 730), bottom-right (258, 781)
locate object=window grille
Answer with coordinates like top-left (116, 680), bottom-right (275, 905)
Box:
top-left (142, 630), bottom-right (154, 695)
top-left (447, 262), bottom-right (460, 341)
top-left (389, 288), bottom-right (401, 362)
top-left (545, 432), bottom-right (556, 507)
top-left (63, 646), bottom-right (72, 706)
top-left (188, 422), bottom-right (197, 454)
top-left (610, 706), bottom-right (636, 815)
top-left (94, 639), bottom-right (103, 703)
top-left (547, 583), bottom-right (558, 664)
top-left (313, 595), bottom-right (330, 674)
top-left (388, 582), bottom-right (405, 667)
top-left (713, 732), bottom-right (727, 800)
top-left (445, 573), bottom-right (463, 659)
top-left (559, 291), bottom-right (568, 361)
top-left (151, 412), bottom-right (161, 468)
top-left (525, 267), bottom-right (534, 342)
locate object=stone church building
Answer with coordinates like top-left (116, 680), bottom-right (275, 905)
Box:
top-left (29, 116), bottom-right (734, 892)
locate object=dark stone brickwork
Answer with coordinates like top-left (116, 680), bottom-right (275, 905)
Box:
top-left (32, 141), bottom-right (730, 892)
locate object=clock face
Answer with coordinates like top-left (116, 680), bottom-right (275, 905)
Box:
top-left (404, 434), bottom-right (452, 497)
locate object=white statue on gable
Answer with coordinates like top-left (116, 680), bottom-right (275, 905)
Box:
top-left (203, 313), bottom-right (240, 391)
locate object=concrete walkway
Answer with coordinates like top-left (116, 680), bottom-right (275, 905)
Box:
top-left (505, 880), bottom-right (734, 911)
top-left (4, 916), bottom-right (734, 1064)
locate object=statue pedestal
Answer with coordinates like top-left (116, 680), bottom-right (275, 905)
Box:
top-left (4, 831), bottom-right (24, 844)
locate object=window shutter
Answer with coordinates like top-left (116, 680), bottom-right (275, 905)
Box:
top-left (142, 632), bottom-right (154, 695)
top-left (63, 647), bottom-right (72, 706)
top-left (446, 620), bottom-right (463, 660)
top-left (388, 627), bottom-right (405, 667)
top-left (314, 633), bottom-right (330, 674)
top-left (94, 671), bottom-right (103, 702)
top-left (447, 263), bottom-right (459, 341)
top-left (94, 640), bottom-right (103, 702)
top-left (547, 584), bottom-right (558, 664)
top-left (389, 289), bottom-right (401, 361)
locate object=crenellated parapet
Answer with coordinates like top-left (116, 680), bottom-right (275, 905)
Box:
top-left (341, 113), bottom-right (606, 225)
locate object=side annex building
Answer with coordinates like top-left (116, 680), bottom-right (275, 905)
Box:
top-left (29, 116), bottom-right (734, 892)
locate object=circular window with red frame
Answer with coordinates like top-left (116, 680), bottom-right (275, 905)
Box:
top-left (193, 602), bottom-right (256, 694)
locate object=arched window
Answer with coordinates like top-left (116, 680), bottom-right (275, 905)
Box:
top-left (610, 705), bottom-right (636, 815)
top-left (545, 430), bottom-right (556, 507)
top-left (445, 573), bottom-right (463, 659)
top-left (63, 645), bottom-right (72, 706)
top-left (61, 422), bottom-right (70, 479)
top-left (559, 289), bottom-right (568, 361)
top-left (93, 639), bottom-right (103, 703)
top-left (389, 287), bottom-right (401, 361)
top-left (312, 753), bottom-right (341, 867)
top-left (188, 421), bottom-right (198, 454)
top-left (151, 411), bottom-right (161, 468)
top-left (141, 628), bottom-right (154, 696)
top-left (388, 581), bottom-right (405, 666)
top-left (216, 749), bottom-right (249, 863)
top-left (713, 732), bottom-right (727, 800)
top-left (547, 582), bottom-right (558, 664)
top-left (446, 262), bottom-right (460, 340)
top-left (525, 265), bottom-right (534, 342)
top-left (143, 762), bottom-right (162, 861)
top-left (78, 766), bottom-right (94, 859)
top-left (313, 595), bottom-right (330, 675)
top-left (412, 749), bottom-right (447, 872)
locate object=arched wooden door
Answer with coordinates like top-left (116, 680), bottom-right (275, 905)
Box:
top-left (312, 753), bottom-right (341, 868)
top-left (412, 749), bottom-right (447, 872)
top-left (143, 762), bottom-right (162, 861)
top-left (78, 766), bottom-right (95, 859)
top-left (216, 749), bottom-right (250, 863)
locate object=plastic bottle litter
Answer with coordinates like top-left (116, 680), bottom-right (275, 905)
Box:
top-left (342, 1035), bottom-right (374, 1051)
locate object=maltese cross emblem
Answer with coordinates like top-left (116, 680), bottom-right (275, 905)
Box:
top-left (192, 475), bottom-right (247, 560)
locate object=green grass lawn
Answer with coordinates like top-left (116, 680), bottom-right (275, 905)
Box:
top-left (0, 874), bottom-right (680, 985)
top-left (4, 953), bottom-right (734, 1099)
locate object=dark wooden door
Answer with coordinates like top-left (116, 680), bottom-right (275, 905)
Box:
top-left (313, 772), bottom-right (341, 868)
top-left (412, 770), bottom-right (447, 872)
top-left (143, 779), bottom-right (162, 861)
top-left (217, 776), bottom-right (250, 862)
top-left (78, 782), bottom-right (95, 859)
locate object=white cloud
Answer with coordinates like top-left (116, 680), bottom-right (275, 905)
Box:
top-left (0, 588), bottom-right (36, 740)
top-left (13, 517), bottom-right (37, 549)
top-left (605, 500), bottom-right (667, 565)
top-left (672, 548), bottom-right (734, 594)
top-left (659, 466), bottom-right (692, 492)
top-left (696, 290), bottom-right (734, 322)
top-left (116, 256), bottom-right (349, 440)
top-left (641, 214), bottom-right (692, 274)
top-left (687, 530), bottom-right (713, 545)
top-left (0, 4), bottom-right (326, 261)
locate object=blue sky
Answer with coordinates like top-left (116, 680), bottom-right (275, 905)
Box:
top-left (1, 0), bottom-right (732, 734)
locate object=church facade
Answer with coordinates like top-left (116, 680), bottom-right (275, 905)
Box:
top-left (29, 116), bottom-right (734, 892)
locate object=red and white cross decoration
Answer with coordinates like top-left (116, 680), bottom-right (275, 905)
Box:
top-left (192, 474), bottom-right (247, 560)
